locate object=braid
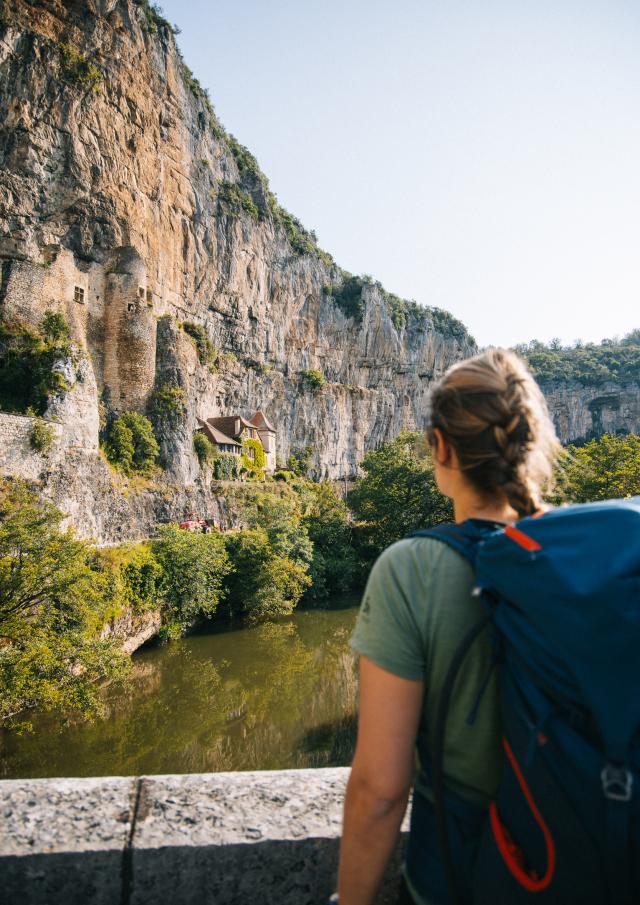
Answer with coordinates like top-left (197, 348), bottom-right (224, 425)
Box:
top-left (427, 349), bottom-right (560, 518)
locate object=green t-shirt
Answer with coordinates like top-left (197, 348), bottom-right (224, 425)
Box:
top-left (351, 536), bottom-right (502, 807)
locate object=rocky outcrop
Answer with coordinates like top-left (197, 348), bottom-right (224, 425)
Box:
top-left (541, 380), bottom-right (640, 444)
top-left (100, 607), bottom-right (161, 655)
top-left (0, 0), bottom-right (474, 538)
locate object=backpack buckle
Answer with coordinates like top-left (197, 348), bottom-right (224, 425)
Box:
top-left (601, 764), bottom-right (633, 802)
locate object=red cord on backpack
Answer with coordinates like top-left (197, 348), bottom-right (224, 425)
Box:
top-left (489, 737), bottom-right (556, 893)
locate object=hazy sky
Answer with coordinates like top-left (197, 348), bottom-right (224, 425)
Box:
top-left (159, 0), bottom-right (640, 348)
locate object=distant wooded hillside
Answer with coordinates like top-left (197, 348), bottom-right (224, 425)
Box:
top-left (516, 331), bottom-right (640, 385)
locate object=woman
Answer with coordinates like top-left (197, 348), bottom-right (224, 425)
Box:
top-left (336, 348), bottom-right (560, 905)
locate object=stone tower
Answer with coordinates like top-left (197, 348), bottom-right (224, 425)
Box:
top-left (103, 246), bottom-right (156, 413)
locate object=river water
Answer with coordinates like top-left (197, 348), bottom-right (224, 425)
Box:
top-left (0, 604), bottom-right (359, 779)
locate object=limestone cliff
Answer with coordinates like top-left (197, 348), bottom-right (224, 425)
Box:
top-left (541, 380), bottom-right (640, 445)
top-left (0, 0), bottom-right (474, 539)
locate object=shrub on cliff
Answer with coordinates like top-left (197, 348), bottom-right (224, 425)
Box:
top-left (0, 313), bottom-right (72, 415)
top-left (193, 431), bottom-right (217, 468)
top-left (182, 322), bottom-right (218, 370)
top-left (216, 182), bottom-right (260, 222)
top-left (152, 526), bottom-right (232, 639)
top-left (104, 412), bottom-right (159, 476)
top-left (29, 418), bottom-right (55, 454)
top-left (0, 480), bottom-right (130, 730)
top-left (149, 383), bottom-right (187, 431)
top-left (58, 43), bottom-right (102, 94)
top-left (134, 0), bottom-right (180, 35)
top-left (300, 369), bottom-right (326, 392)
top-left (325, 276), bottom-right (366, 321)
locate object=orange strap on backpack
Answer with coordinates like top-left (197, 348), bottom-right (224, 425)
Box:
top-left (489, 736), bottom-right (556, 892)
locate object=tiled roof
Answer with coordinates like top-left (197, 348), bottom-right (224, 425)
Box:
top-left (197, 418), bottom-right (241, 447)
top-left (250, 410), bottom-right (276, 432)
top-left (207, 415), bottom-right (257, 438)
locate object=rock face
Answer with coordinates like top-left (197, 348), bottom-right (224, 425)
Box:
top-left (541, 381), bottom-right (640, 445)
top-left (0, 0), bottom-right (474, 539)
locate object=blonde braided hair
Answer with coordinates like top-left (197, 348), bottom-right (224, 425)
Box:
top-left (427, 349), bottom-right (560, 518)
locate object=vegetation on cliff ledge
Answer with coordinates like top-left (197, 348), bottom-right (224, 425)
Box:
top-left (0, 312), bottom-right (72, 415)
top-left (323, 273), bottom-right (473, 341)
top-left (103, 412), bottom-right (160, 476)
top-left (516, 331), bottom-right (640, 385)
top-left (57, 43), bottom-right (102, 94)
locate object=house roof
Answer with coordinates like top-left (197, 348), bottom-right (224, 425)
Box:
top-left (207, 415), bottom-right (257, 439)
top-left (197, 418), bottom-right (241, 447)
top-left (250, 410), bottom-right (276, 432)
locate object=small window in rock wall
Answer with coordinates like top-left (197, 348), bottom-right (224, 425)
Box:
top-left (146, 289), bottom-right (152, 304)
top-left (139, 287), bottom-right (144, 298)
top-left (74, 286), bottom-right (85, 304)
top-left (128, 302), bottom-right (135, 312)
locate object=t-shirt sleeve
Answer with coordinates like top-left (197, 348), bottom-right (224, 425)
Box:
top-left (350, 540), bottom-right (425, 681)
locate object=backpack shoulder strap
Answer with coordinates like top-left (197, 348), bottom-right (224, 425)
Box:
top-left (408, 520), bottom-right (500, 568)
top-left (409, 521), bottom-right (501, 905)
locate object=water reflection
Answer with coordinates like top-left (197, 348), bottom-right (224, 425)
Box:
top-left (0, 607), bottom-right (359, 779)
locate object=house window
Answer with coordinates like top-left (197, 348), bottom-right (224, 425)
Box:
top-left (128, 302), bottom-right (135, 312)
top-left (74, 286), bottom-right (85, 304)
top-left (139, 287), bottom-right (144, 298)
top-left (146, 289), bottom-right (152, 304)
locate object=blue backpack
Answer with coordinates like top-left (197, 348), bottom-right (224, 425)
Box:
top-left (410, 497), bottom-right (640, 905)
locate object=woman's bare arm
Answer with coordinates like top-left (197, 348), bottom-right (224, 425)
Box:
top-left (337, 655), bottom-right (424, 904)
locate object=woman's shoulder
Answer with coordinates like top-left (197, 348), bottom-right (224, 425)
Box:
top-left (374, 533), bottom-right (475, 580)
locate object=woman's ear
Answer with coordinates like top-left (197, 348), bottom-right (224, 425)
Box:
top-left (432, 428), bottom-right (451, 466)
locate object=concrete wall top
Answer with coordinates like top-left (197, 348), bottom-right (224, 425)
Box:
top-left (0, 768), bottom-right (408, 905)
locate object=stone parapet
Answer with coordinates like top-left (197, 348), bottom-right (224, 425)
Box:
top-left (0, 769), bottom-right (408, 905)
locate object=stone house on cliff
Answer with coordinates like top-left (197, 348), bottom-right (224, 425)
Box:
top-left (197, 411), bottom-right (277, 472)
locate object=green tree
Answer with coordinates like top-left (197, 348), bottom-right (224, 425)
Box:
top-left (0, 481), bottom-right (129, 729)
top-left (238, 491), bottom-right (314, 569)
top-left (152, 526), bottom-right (232, 638)
top-left (516, 331), bottom-right (640, 385)
top-left (348, 431), bottom-right (452, 560)
top-left (303, 482), bottom-right (361, 598)
top-left (93, 543), bottom-right (162, 619)
top-left (41, 311), bottom-right (71, 346)
top-left (558, 434), bottom-right (640, 502)
top-left (223, 528), bottom-right (311, 624)
top-left (288, 445), bottom-right (313, 477)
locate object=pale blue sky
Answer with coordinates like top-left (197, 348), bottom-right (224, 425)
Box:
top-left (159, 0), bottom-right (640, 347)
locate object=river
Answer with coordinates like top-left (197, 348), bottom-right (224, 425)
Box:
top-left (0, 604), bottom-right (359, 779)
